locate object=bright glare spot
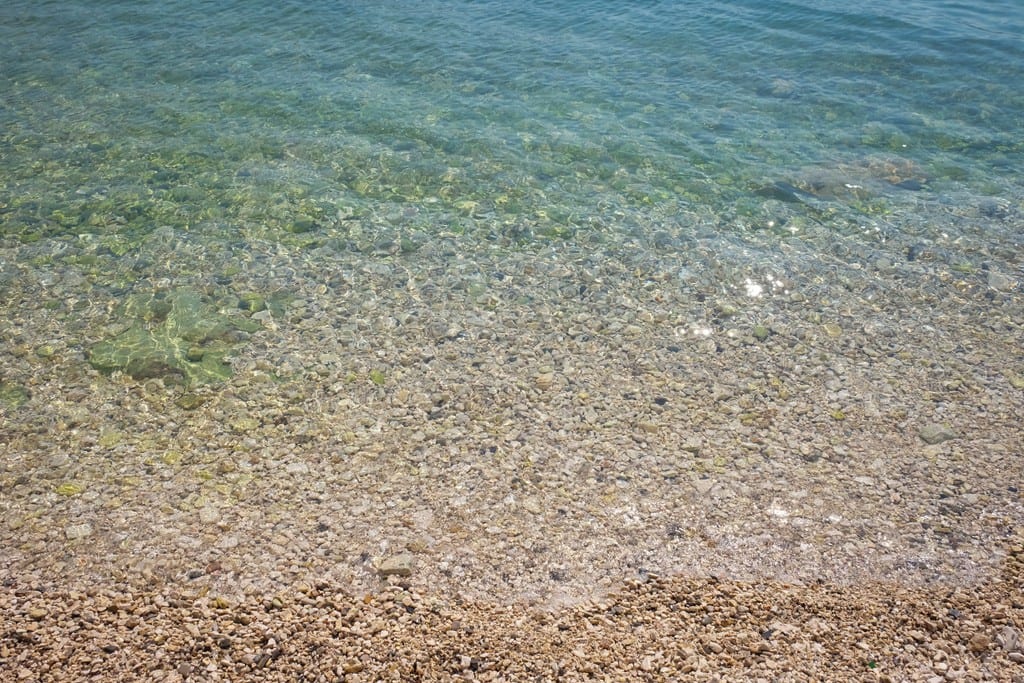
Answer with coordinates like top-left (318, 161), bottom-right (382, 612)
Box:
top-left (744, 279), bottom-right (763, 298)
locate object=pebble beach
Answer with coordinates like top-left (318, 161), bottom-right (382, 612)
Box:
top-left (2, 0), bottom-right (1023, 679)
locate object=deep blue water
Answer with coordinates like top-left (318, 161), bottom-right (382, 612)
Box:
top-left (1, 0), bottom-right (1022, 259)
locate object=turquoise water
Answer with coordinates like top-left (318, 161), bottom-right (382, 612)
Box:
top-left (2, 0), bottom-right (1022, 254)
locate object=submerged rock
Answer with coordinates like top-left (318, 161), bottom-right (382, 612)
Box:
top-left (88, 288), bottom-right (260, 386)
top-left (0, 380), bottom-right (30, 409)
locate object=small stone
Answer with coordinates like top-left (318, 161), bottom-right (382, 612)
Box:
top-left (768, 78), bottom-right (795, 97)
top-left (752, 325), bottom-right (770, 341)
top-left (638, 421), bottom-right (660, 434)
top-left (986, 270), bottom-right (1016, 291)
top-left (378, 553), bottom-right (415, 577)
top-left (996, 625), bottom-right (1021, 652)
top-left (342, 660), bottom-right (364, 674)
top-left (290, 216), bottom-right (317, 233)
top-left (968, 632), bottom-right (990, 653)
top-left (285, 462), bottom-right (309, 475)
top-left (822, 323), bottom-right (842, 338)
top-left (65, 523), bottom-right (93, 540)
top-left (919, 424), bottom-right (957, 445)
top-left (55, 483), bottom-right (84, 496)
top-left (27, 608), bottom-right (48, 621)
top-left (98, 429), bottom-right (122, 448)
top-left (715, 302), bottom-right (738, 317)
top-left (174, 393), bottom-right (206, 410)
top-left (35, 344), bottom-right (57, 358)
top-left (535, 373), bottom-right (554, 390)
top-left (198, 506), bottom-right (220, 524)
top-left (230, 417), bottom-right (260, 433)
top-left (405, 539), bottom-right (428, 553)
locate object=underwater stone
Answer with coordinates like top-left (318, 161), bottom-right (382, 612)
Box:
top-left (987, 270), bottom-right (1016, 291)
top-left (0, 381), bottom-right (30, 409)
top-left (289, 216), bottom-right (317, 233)
top-left (88, 288), bottom-right (260, 386)
top-left (238, 293), bottom-right (267, 313)
top-left (919, 424), bottom-right (956, 445)
top-left (65, 523), bottom-right (94, 540)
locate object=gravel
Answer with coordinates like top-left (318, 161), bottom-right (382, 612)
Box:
top-left (2, 542), bottom-right (1022, 681)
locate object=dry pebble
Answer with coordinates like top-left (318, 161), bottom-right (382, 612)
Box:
top-left (2, 544), bottom-right (1023, 681)
top-left (377, 553), bottom-right (416, 577)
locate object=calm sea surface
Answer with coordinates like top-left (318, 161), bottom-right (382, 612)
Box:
top-left (2, 0), bottom-right (1022, 254)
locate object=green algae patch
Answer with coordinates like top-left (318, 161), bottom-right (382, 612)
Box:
top-left (88, 288), bottom-right (261, 386)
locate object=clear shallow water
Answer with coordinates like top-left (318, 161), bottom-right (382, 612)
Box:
top-left (2, 1), bottom-right (1024, 598)
top-left (1, 0), bottom-right (1022, 253)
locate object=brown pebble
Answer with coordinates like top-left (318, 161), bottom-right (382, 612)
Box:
top-left (968, 632), bottom-right (991, 653)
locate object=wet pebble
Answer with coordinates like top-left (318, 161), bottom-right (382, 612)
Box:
top-left (919, 424), bottom-right (957, 445)
top-left (65, 523), bottom-right (93, 540)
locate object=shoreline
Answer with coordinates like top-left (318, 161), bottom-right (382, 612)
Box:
top-left (3, 543), bottom-right (1023, 681)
